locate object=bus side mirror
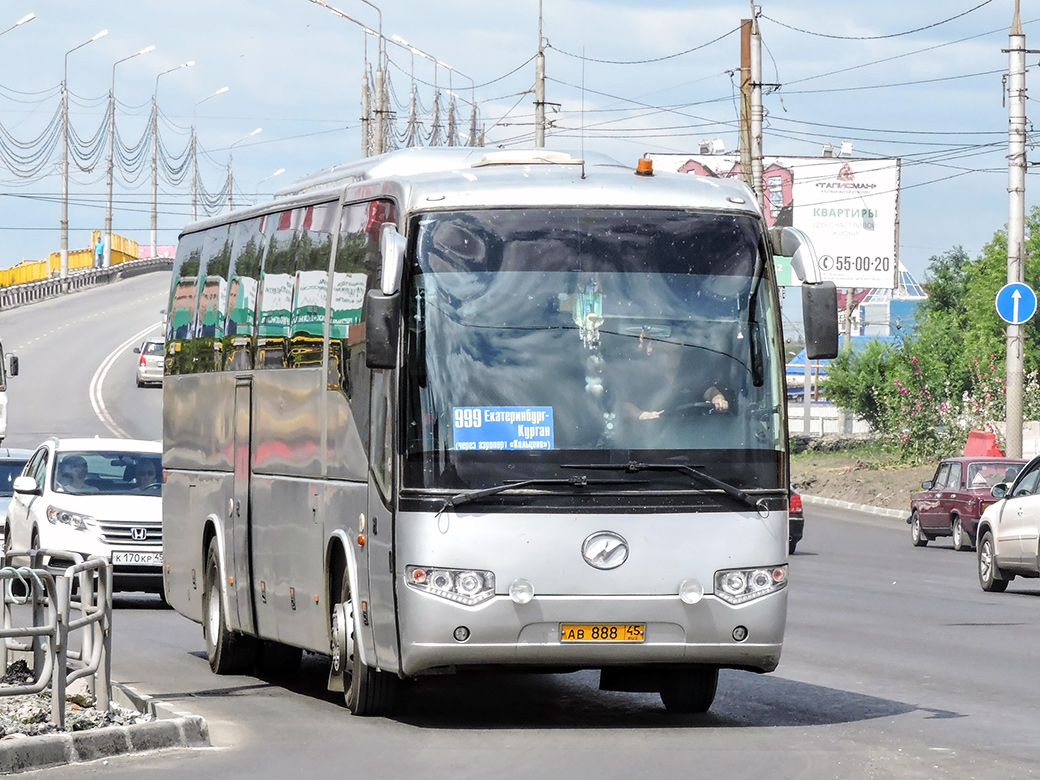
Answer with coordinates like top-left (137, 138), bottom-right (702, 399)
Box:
top-left (379, 223), bottom-right (406, 295)
top-left (365, 289), bottom-right (400, 369)
top-left (7, 354), bottom-right (18, 377)
top-left (991, 483), bottom-right (1009, 499)
top-left (802, 281), bottom-right (838, 360)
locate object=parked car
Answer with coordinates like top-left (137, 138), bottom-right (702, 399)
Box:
top-left (133, 337), bottom-right (164, 387)
top-left (789, 490), bottom-right (803, 554)
top-left (0, 447), bottom-right (32, 549)
top-left (976, 453), bottom-right (1040, 592)
top-left (908, 456), bottom-right (1027, 551)
top-left (3, 437), bottom-right (163, 595)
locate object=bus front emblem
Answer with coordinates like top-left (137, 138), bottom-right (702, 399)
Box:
top-left (581, 531), bottom-right (629, 570)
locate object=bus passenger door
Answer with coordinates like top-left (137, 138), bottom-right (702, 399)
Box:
top-left (231, 378), bottom-right (256, 635)
top-left (365, 368), bottom-right (400, 670)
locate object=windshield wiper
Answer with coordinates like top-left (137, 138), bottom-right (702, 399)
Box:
top-left (436, 476), bottom-right (637, 516)
top-left (561, 461), bottom-right (766, 512)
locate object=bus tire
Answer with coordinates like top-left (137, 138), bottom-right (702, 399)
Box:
top-left (660, 666), bottom-right (719, 714)
top-left (202, 536), bottom-right (256, 674)
top-left (333, 569), bottom-right (397, 715)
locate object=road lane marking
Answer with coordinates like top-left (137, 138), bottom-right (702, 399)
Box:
top-left (89, 322), bottom-right (163, 438)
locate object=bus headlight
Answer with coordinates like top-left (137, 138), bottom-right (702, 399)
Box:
top-left (406, 566), bottom-right (495, 606)
top-left (45, 505), bottom-right (95, 532)
top-left (714, 564), bottom-right (787, 605)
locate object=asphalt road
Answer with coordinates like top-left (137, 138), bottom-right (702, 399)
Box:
top-left (5, 275), bottom-right (1040, 780)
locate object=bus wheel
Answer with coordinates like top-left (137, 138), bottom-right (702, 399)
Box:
top-left (660, 666), bottom-right (719, 713)
top-left (332, 570), bottom-right (397, 715)
top-left (202, 536), bottom-right (255, 674)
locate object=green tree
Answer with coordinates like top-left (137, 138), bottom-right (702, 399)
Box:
top-left (822, 205), bottom-right (1040, 460)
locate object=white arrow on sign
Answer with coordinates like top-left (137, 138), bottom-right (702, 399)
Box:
top-left (1013, 288), bottom-right (1022, 324)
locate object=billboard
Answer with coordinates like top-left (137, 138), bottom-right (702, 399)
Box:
top-left (649, 154), bottom-right (901, 289)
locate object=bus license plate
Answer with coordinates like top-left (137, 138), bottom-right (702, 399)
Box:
top-left (111, 551), bottom-right (162, 566)
top-left (560, 623), bottom-right (645, 642)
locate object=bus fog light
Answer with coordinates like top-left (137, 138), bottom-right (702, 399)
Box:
top-left (715, 564), bottom-right (788, 605)
top-left (732, 625), bottom-right (749, 642)
top-left (509, 578), bottom-right (535, 604)
top-left (678, 579), bottom-right (704, 604)
top-left (453, 626), bottom-right (470, 642)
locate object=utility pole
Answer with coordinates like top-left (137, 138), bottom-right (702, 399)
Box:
top-left (1005, 0), bottom-right (1028, 458)
top-left (750, 5), bottom-right (764, 208)
top-left (534, 0), bottom-right (546, 147)
top-left (738, 19), bottom-right (752, 188)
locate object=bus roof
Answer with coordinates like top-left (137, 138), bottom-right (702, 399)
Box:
top-left (180, 147), bottom-right (762, 237)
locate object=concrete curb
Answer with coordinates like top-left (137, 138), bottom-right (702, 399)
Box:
top-left (0, 681), bottom-right (209, 775)
top-left (801, 493), bottom-right (909, 521)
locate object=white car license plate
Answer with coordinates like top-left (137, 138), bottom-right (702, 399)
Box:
top-left (111, 551), bottom-right (162, 565)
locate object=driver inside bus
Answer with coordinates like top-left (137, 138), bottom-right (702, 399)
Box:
top-left (620, 338), bottom-right (729, 422)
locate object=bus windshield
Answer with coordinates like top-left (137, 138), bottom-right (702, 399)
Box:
top-left (402, 207), bottom-right (786, 494)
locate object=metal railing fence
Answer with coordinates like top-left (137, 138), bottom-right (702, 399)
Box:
top-left (0, 550), bottom-right (113, 729)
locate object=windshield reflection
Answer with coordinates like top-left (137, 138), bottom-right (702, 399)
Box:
top-left (402, 208), bottom-right (785, 494)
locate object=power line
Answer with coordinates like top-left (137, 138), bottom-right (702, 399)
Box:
top-left (761, 1), bottom-right (995, 40)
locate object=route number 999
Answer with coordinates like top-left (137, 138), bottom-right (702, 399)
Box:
top-left (454, 408), bottom-right (482, 428)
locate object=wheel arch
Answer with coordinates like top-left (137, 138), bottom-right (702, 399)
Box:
top-left (201, 512), bottom-right (233, 632)
top-left (325, 530), bottom-right (372, 668)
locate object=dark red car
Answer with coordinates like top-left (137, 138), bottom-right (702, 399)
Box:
top-left (908, 456), bottom-right (1027, 551)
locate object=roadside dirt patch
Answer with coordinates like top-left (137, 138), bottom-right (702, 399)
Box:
top-left (791, 452), bottom-right (935, 513)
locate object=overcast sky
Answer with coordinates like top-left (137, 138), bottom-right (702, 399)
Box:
top-left (0, 0), bottom-right (1034, 295)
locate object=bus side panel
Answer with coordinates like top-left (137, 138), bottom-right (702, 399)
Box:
top-left (162, 469), bottom-right (231, 625)
top-left (163, 373), bottom-right (236, 472)
top-left (325, 390), bottom-right (369, 482)
top-left (250, 474), bottom-right (328, 652)
top-left (252, 369), bottom-right (324, 479)
top-left (250, 369), bottom-right (328, 651)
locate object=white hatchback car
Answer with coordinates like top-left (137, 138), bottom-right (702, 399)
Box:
top-left (133, 337), bottom-right (165, 387)
top-left (3, 437), bottom-right (164, 596)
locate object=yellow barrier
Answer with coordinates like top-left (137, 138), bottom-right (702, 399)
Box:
top-left (0, 232), bottom-right (142, 288)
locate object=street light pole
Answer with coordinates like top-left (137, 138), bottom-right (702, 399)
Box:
top-left (254, 167), bottom-right (285, 201)
top-left (151, 61), bottom-right (194, 257)
top-left (192, 86), bottom-right (229, 221)
top-left (390, 34), bottom-right (418, 148)
top-left (227, 128), bottom-right (262, 211)
top-left (358, 0), bottom-right (385, 154)
top-left (61, 28), bottom-right (108, 281)
top-left (105, 45), bottom-right (154, 269)
top-left (0, 12), bottom-right (35, 38)
top-left (441, 63), bottom-right (475, 146)
top-left (308, 0), bottom-right (386, 154)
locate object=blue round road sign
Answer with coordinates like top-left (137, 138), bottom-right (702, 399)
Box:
top-left (995, 282), bottom-right (1037, 325)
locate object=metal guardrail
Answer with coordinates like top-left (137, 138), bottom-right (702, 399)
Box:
top-left (0, 550), bottom-right (113, 730)
top-left (0, 257), bottom-right (172, 310)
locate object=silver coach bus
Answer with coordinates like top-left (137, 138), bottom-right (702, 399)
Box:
top-left (162, 147), bottom-right (838, 715)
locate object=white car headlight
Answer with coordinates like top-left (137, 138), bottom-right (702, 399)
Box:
top-left (715, 564), bottom-right (787, 605)
top-left (45, 505), bottom-right (95, 532)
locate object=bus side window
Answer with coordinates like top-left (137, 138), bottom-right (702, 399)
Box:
top-left (191, 226), bottom-right (232, 375)
top-left (331, 199), bottom-right (392, 448)
top-left (222, 218), bottom-right (265, 371)
top-left (166, 233), bottom-right (205, 376)
top-left (289, 203), bottom-right (338, 369)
